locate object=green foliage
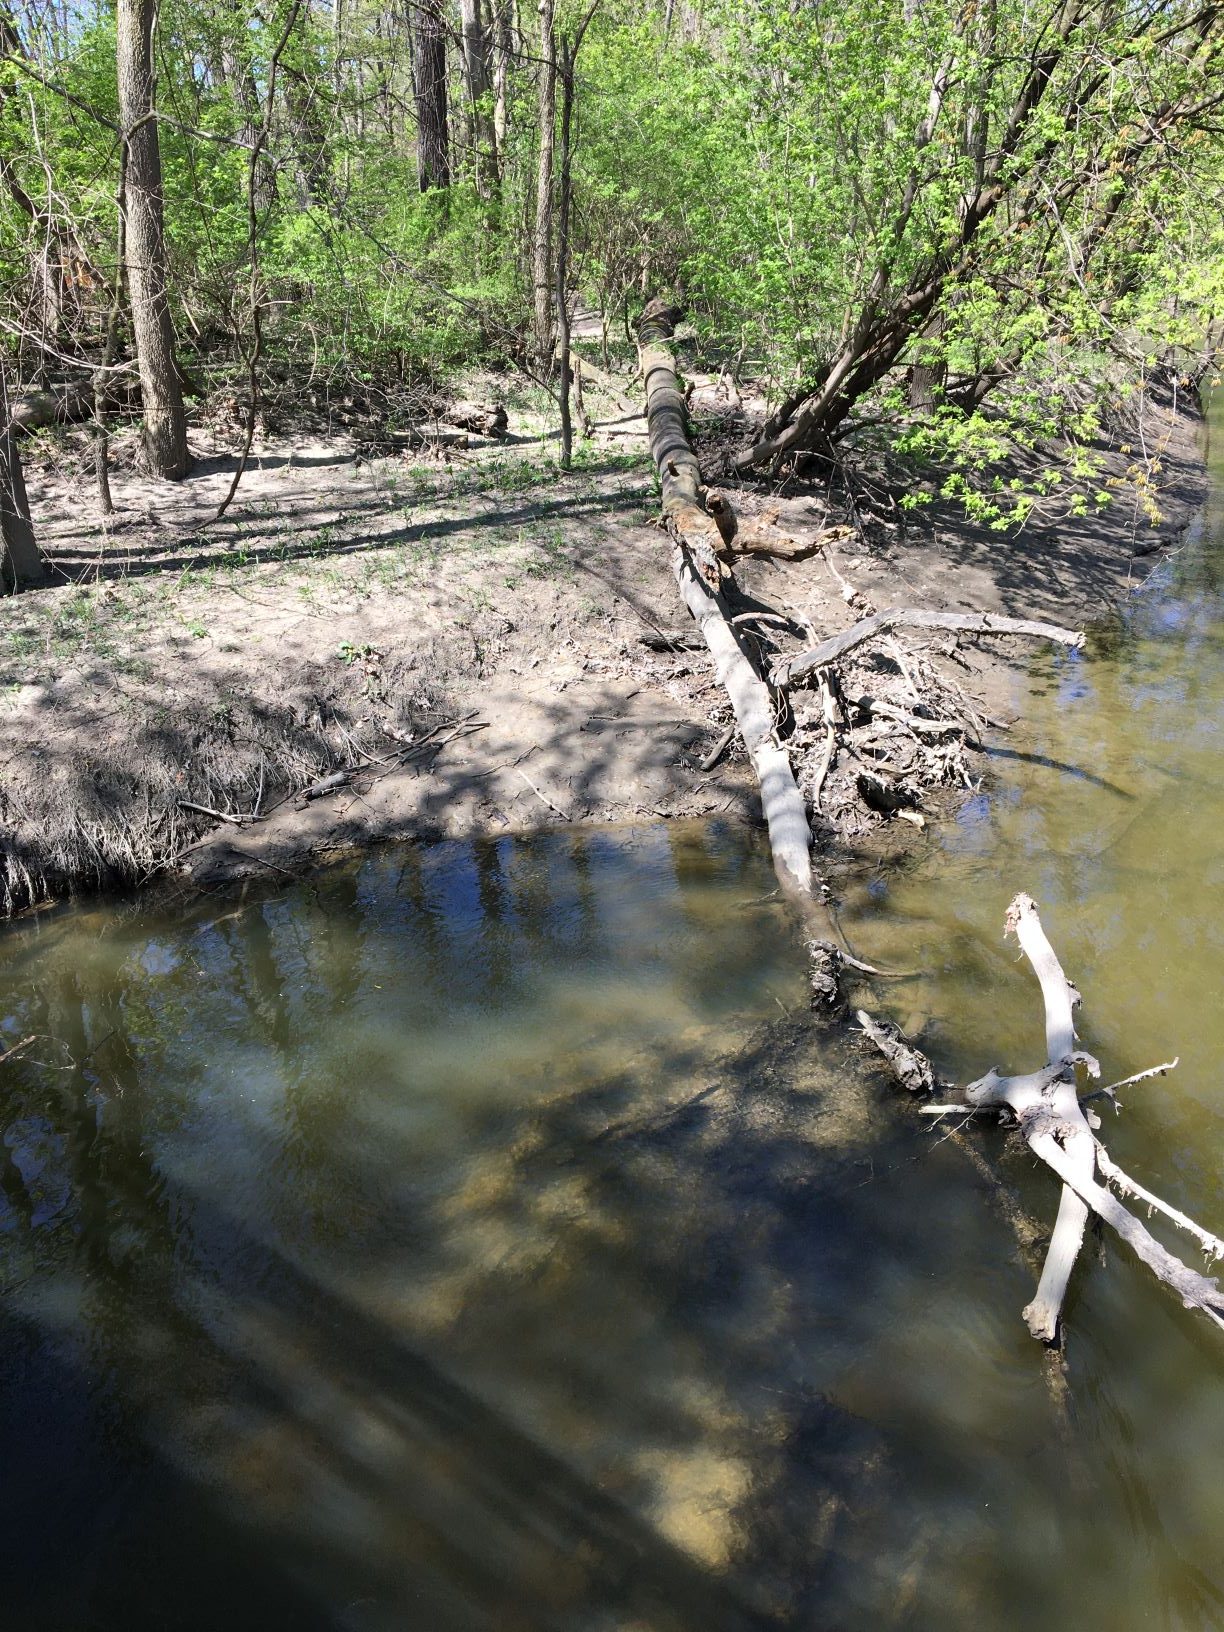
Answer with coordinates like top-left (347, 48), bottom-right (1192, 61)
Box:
top-left (0, 0), bottom-right (1221, 527)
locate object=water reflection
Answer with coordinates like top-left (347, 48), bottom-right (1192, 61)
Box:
top-left (0, 817), bottom-right (1144, 1632)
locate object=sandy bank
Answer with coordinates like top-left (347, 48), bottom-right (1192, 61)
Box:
top-left (0, 375), bottom-right (1206, 913)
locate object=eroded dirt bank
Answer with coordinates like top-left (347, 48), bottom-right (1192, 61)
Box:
top-left (0, 374), bottom-right (1206, 912)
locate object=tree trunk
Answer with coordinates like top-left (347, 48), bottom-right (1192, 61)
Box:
top-left (908, 313), bottom-right (946, 413)
top-left (556, 35), bottom-right (577, 466)
top-left (533, 0), bottom-right (556, 365)
top-left (281, 61), bottom-right (333, 207)
top-left (413, 0), bottom-right (450, 191)
top-left (636, 299), bottom-right (816, 904)
top-left (222, 48), bottom-right (277, 211)
top-left (492, 0), bottom-right (512, 161)
top-left (115, 0), bottom-right (190, 479)
top-left (459, 0), bottom-right (498, 192)
top-left (0, 363), bottom-right (49, 592)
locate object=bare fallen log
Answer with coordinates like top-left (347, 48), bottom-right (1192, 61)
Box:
top-left (10, 388), bottom-right (80, 432)
top-left (638, 296), bottom-right (813, 901)
top-left (635, 297), bottom-right (1110, 1035)
top-left (11, 381), bottom-right (109, 432)
top-left (774, 609), bottom-right (1086, 689)
top-left (863, 893), bottom-right (1224, 1344)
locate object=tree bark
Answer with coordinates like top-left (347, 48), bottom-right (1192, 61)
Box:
top-left (413, 0), bottom-right (450, 191)
top-left (0, 363), bottom-right (50, 592)
top-left (533, 0), bottom-right (557, 365)
top-left (492, 0), bottom-right (512, 161)
top-left (908, 313), bottom-right (946, 413)
top-left (556, 34), bottom-right (577, 466)
top-left (637, 299), bottom-right (815, 902)
top-left (459, 0), bottom-right (498, 192)
top-left (115, 0), bottom-right (190, 479)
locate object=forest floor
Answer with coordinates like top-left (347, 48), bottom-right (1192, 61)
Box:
top-left (0, 353), bottom-right (1207, 914)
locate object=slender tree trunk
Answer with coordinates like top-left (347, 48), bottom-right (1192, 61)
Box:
top-left (281, 62), bottom-right (333, 207)
top-left (492, 0), bottom-right (511, 163)
top-left (115, 0), bottom-right (189, 479)
top-left (908, 312), bottom-right (945, 413)
top-left (0, 3), bottom-right (109, 373)
top-left (413, 0), bottom-right (450, 191)
top-left (459, 0), bottom-right (498, 192)
top-left (93, 144), bottom-right (129, 519)
top-left (0, 363), bottom-right (49, 592)
top-left (222, 48), bottom-right (277, 210)
top-left (533, 0), bottom-right (556, 364)
top-left (556, 36), bottom-right (576, 466)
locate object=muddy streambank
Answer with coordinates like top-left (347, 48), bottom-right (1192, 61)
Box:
top-left (0, 376), bottom-right (1207, 915)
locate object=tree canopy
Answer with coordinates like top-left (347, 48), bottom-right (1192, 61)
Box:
top-left (0, 0), bottom-right (1221, 567)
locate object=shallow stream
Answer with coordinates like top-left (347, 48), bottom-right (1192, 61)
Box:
top-left (3, 415), bottom-right (1224, 1630)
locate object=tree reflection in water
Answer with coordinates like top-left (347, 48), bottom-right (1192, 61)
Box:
top-left (0, 824), bottom-right (1216, 1632)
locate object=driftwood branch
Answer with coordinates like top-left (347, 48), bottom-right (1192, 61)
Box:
top-left (774, 610), bottom-right (1085, 689)
top-left (968, 895), bottom-right (1224, 1341)
top-left (861, 894), bottom-right (1224, 1345)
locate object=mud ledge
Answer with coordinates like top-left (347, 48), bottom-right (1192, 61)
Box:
top-left (0, 378), bottom-right (1206, 915)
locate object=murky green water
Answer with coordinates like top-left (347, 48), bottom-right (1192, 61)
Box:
top-left (4, 424), bottom-right (1224, 1631)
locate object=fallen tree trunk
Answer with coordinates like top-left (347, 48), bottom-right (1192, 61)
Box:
top-left (637, 296), bottom-right (814, 901)
top-left (11, 384), bottom-right (93, 432)
top-left (10, 371), bottom-right (141, 434)
top-left (862, 893), bottom-right (1224, 1344)
top-left (447, 399), bottom-right (508, 437)
top-left (636, 299), bottom-right (1087, 1004)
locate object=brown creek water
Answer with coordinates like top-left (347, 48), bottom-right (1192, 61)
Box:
top-left (2, 419), bottom-right (1224, 1631)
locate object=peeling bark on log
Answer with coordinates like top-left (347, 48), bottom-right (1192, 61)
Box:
top-left (638, 298), bottom-right (815, 898)
top-left (857, 1010), bottom-right (939, 1095)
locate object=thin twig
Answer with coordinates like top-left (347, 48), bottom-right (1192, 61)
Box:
top-left (516, 767), bottom-right (571, 819)
top-left (699, 721), bottom-right (736, 772)
top-left (0, 1035), bottom-right (37, 1067)
top-left (176, 799), bottom-right (258, 825)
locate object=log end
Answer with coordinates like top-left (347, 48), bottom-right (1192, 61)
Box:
top-left (1022, 1297), bottom-right (1062, 1345)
